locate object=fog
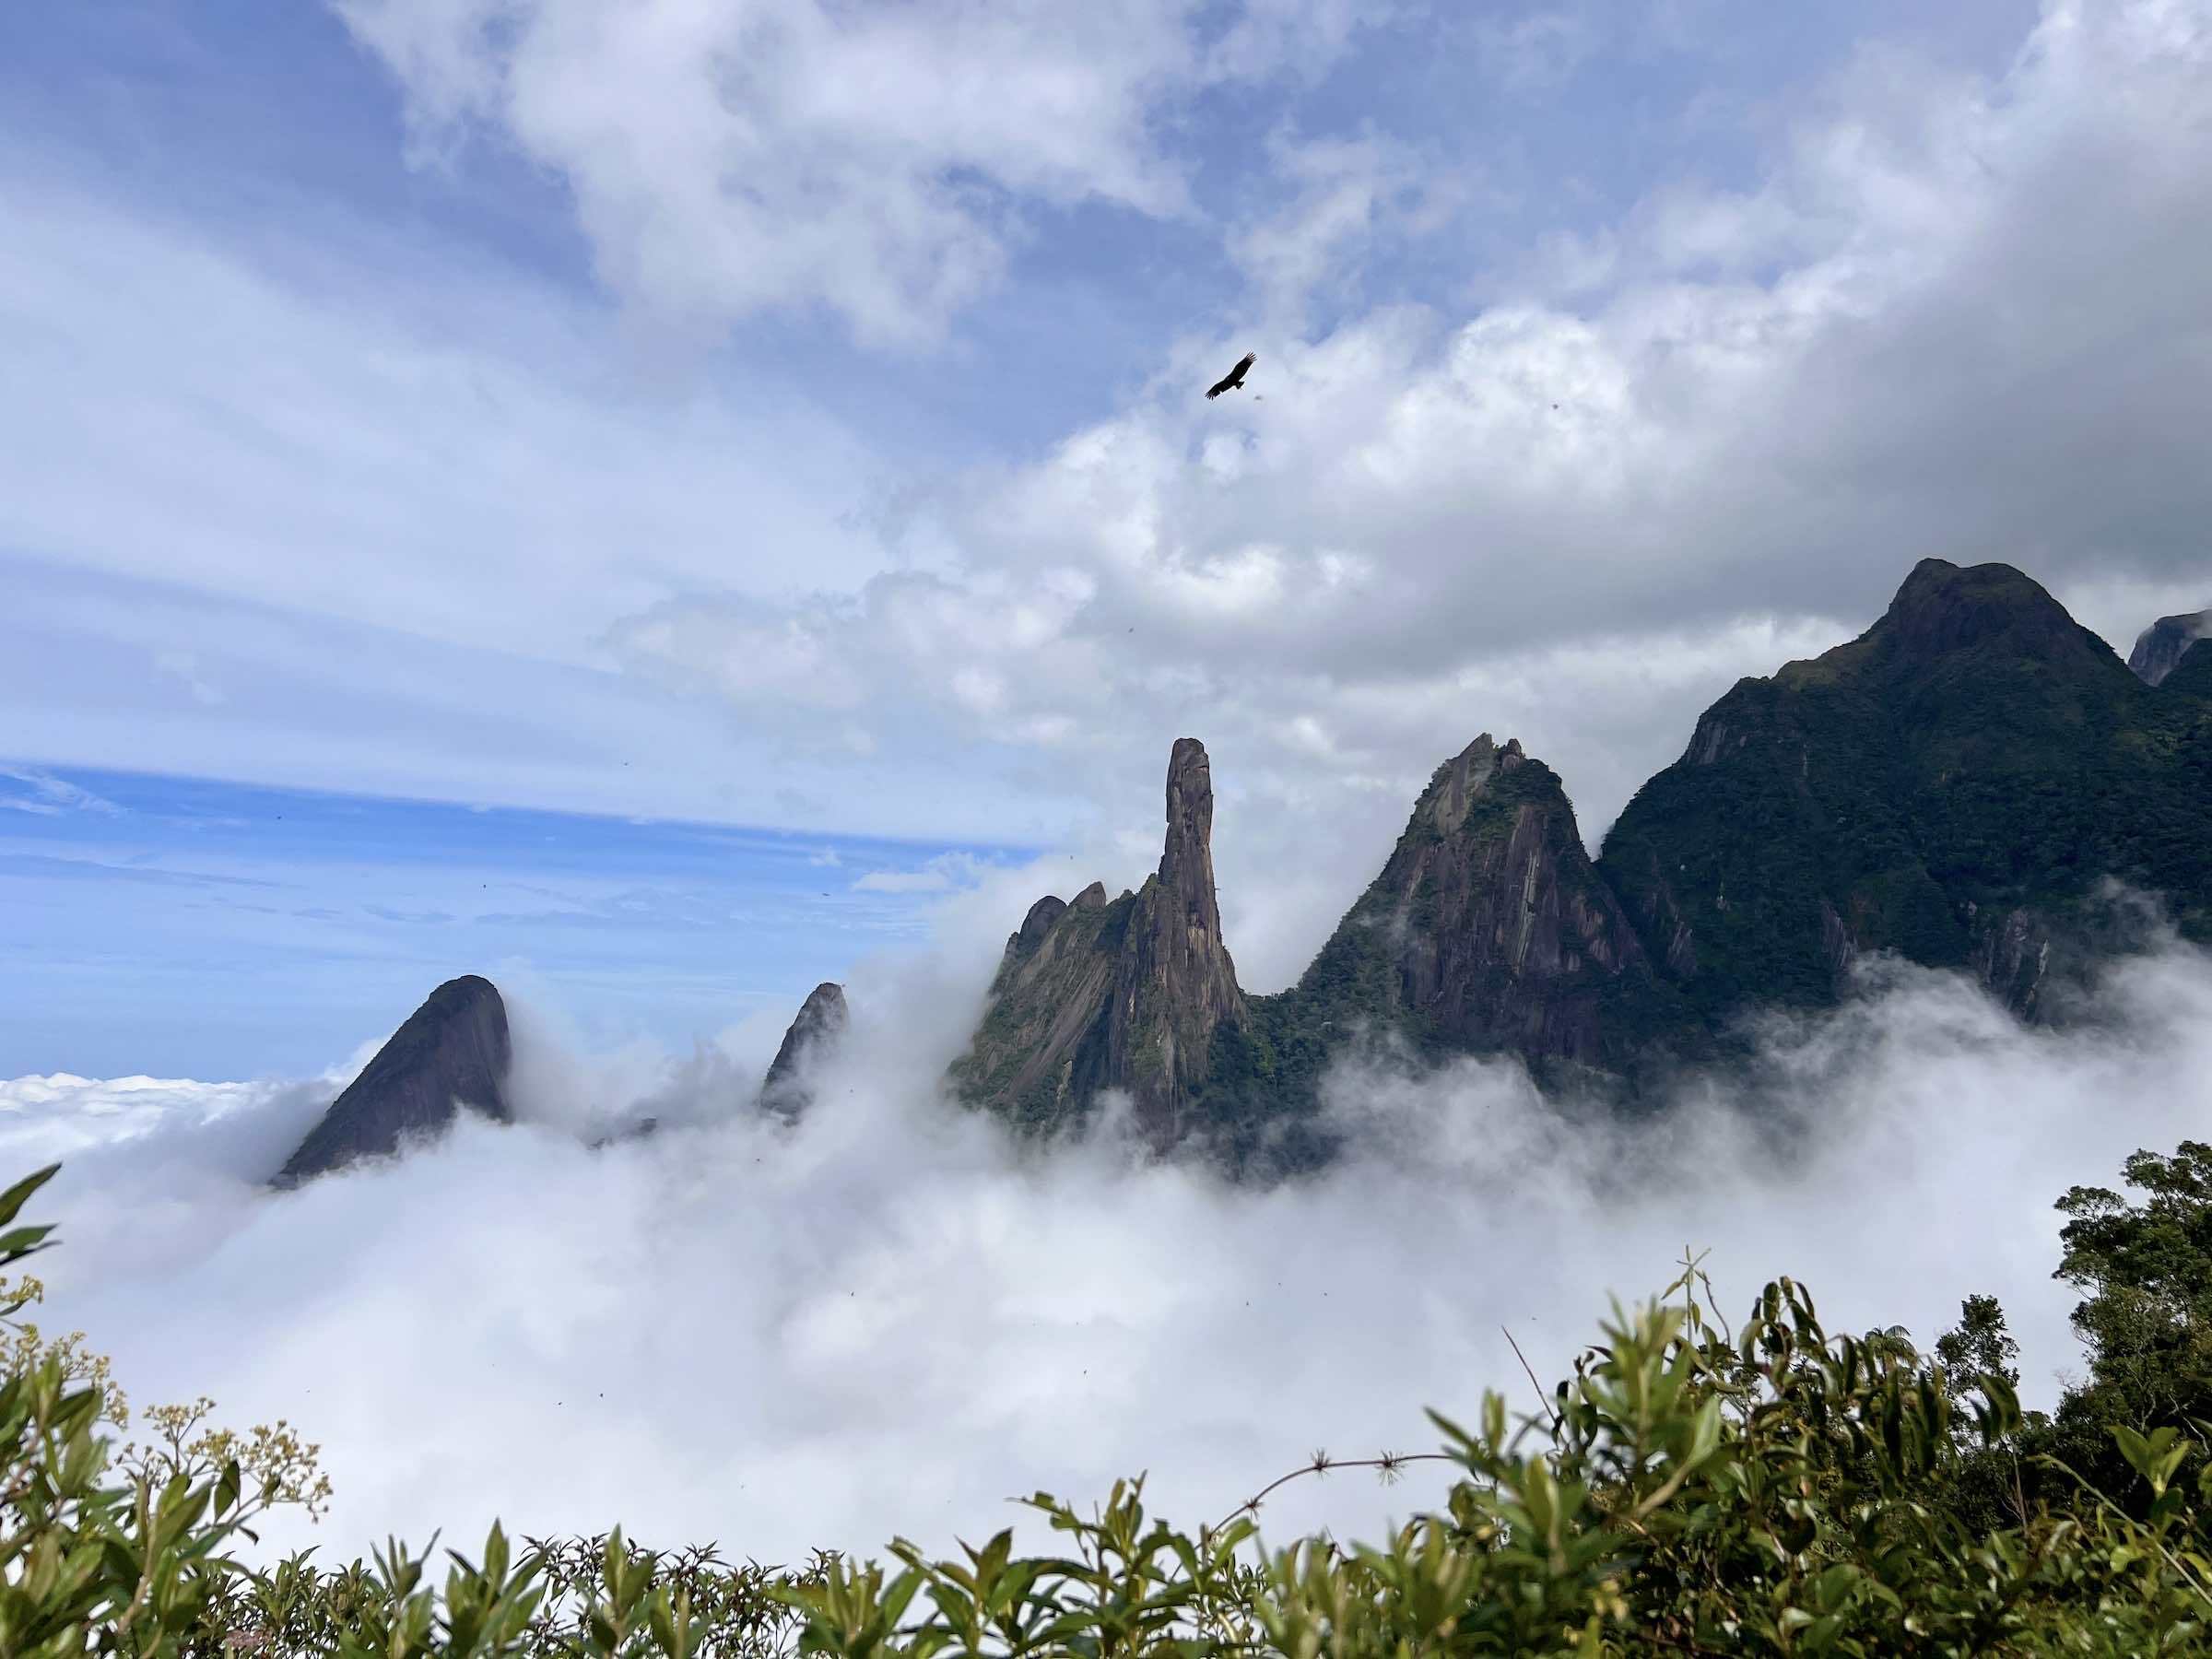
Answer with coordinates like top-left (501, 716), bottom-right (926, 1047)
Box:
top-left (5, 884), bottom-right (2209, 1570)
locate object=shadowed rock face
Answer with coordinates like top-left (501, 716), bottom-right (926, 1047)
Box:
top-left (2130, 609), bottom-right (2212, 688)
top-left (950, 740), bottom-right (1245, 1143)
top-left (273, 976), bottom-right (511, 1187)
top-left (759, 982), bottom-right (849, 1119)
top-left (1281, 735), bottom-right (1663, 1072)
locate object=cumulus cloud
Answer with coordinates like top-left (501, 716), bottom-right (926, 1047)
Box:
top-left (596, 0), bottom-right (2212, 979)
top-left (12, 909), bottom-right (2212, 1571)
top-left (332, 0), bottom-right (1378, 346)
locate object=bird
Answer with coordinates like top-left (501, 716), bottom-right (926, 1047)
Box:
top-left (1206, 351), bottom-right (1256, 399)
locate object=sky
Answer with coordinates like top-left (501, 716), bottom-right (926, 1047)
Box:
top-left (6, 0), bottom-right (2209, 1077)
top-left (3, 0), bottom-right (2212, 1575)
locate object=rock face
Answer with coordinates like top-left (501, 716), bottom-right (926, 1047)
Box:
top-left (951, 739), bottom-right (1247, 1143)
top-left (759, 982), bottom-right (850, 1118)
top-left (2130, 609), bottom-right (2212, 688)
top-left (1597, 558), bottom-right (2212, 1032)
top-left (273, 976), bottom-right (511, 1186)
top-left (1275, 735), bottom-right (1666, 1074)
top-left (951, 558), bottom-right (2212, 1156)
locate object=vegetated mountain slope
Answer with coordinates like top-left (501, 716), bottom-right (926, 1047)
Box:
top-left (953, 559), bottom-right (2212, 1155)
top-left (1596, 559), bottom-right (2212, 1033)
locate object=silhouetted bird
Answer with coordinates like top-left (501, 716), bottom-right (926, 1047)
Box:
top-left (1206, 351), bottom-right (1256, 399)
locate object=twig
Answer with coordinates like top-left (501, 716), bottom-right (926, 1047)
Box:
top-left (1501, 1325), bottom-right (1560, 1430)
top-left (1210, 1453), bottom-right (1461, 1535)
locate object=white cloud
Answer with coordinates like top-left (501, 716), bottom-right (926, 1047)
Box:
top-left (851, 852), bottom-right (996, 894)
top-left (1230, 130), bottom-right (1470, 325)
top-left (13, 920), bottom-right (2212, 1573)
top-left (604, 0), bottom-right (2212, 972)
top-left (332, 0), bottom-right (1377, 347)
top-left (0, 768), bottom-right (123, 818)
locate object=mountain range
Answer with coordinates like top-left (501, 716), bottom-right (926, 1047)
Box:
top-left (269, 559), bottom-right (2211, 1185)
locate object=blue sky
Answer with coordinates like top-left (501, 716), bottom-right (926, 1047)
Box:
top-left (5, 0), bottom-right (2208, 1078)
top-left (0, 763), bottom-right (1012, 1077)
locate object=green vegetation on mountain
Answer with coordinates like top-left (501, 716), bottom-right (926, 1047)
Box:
top-left (949, 560), bottom-right (2212, 1155)
top-left (18, 1131), bottom-right (2212, 1654)
top-left (1597, 559), bottom-right (2212, 1041)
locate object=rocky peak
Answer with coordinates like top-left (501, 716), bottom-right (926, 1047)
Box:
top-left (1160, 738), bottom-right (1222, 926)
top-left (949, 738), bottom-right (1246, 1144)
top-left (273, 975), bottom-right (512, 1187)
top-left (1006, 895), bottom-right (1068, 963)
top-left (2129, 608), bottom-right (2212, 688)
top-left (760, 982), bottom-right (849, 1118)
top-left (1288, 734), bottom-right (1657, 1074)
top-left (1879, 558), bottom-right (2106, 667)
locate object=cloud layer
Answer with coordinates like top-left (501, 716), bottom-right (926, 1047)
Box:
top-left (335, 0), bottom-right (1376, 346)
top-left (11, 908), bottom-right (2212, 1571)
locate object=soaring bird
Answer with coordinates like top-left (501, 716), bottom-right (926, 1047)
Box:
top-left (1206, 351), bottom-right (1255, 399)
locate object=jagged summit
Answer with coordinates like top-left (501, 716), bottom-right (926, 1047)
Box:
top-left (759, 982), bottom-right (849, 1119)
top-left (949, 738), bottom-right (1245, 1143)
top-left (273, 975), bottom-right (511, 1187)
top-left (2130, 608), bottom-right (2212, 688)
top-left (1270, 731), bottom-right (1665, 1078)
top-left (1879, 559), bottom-right (2094, 660)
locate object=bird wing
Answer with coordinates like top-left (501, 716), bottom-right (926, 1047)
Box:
top-left (1206, 352), bottom-right (1255, 399)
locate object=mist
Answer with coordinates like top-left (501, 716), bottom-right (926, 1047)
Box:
top-left (6, 893), bottom-right (2210, 1572)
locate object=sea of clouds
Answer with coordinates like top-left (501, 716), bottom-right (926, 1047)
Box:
top-left (5, 871), bottom-right (2211, 1571)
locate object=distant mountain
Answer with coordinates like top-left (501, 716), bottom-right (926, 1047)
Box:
top-left (951, 738), bottom-right (1246, 1145)
top-left (2129, 608), bottom-right (2212, 688)
top-left (759, 981), bottom-right (849, 1119)
top-left (272, 975), bottom-right (512, 1186)
top-left (1599, 559), bottom-right (2212, 1030)
top-left (951, 558), bottom-right (2212, 1158)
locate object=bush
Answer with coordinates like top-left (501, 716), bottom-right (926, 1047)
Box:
top-left (8, 1149), bottom-right (2212, 1655)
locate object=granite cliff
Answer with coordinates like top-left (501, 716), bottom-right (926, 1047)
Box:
top-left (953, 558), bottom-right (2212, 1153)
top-left (759, 981), bottom-right (850, 1119)
top-left (950, 738), bottom-right (1247, 1144)
top-left (2130, 609), bottom-right (2212, 688)
top-left (273, 975), bottom-right (512, 1186)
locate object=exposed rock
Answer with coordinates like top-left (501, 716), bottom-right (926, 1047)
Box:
top-left (950, 739), bottom-right (1246, 1143)
top-left (759, 982), bottom-right (850, 1119)
top-left (1006, 896), bottom-right (1068, 964)
top-left (2129, 609), bottom-right (2212, 688)
top-left (1272, 735), bottom-right (1665, 1074)
top-left (273, 975), bottom-right (511, 1187)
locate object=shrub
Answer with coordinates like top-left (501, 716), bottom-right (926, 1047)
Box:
top-left (6, 1149), bottom-right (2212, 1655)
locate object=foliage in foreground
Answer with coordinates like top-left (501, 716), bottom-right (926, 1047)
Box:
top-left (8, 1144), bottom-right (2212, 1654)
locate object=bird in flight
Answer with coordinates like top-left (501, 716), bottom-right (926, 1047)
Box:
top-left (1206, 351), bottom-right (1255, 400)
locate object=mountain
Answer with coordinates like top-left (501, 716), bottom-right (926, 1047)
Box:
top-left (1596, 559), bottom-right (2212, 1029)
top-left (1259, 735), bottom-right (1673, 1076)
top-left (2130, 609), bottom-right (2212, 688)
top-left (273, 975), bottom-right (512, 1186)
top-left (950, 730), bottom-right (1671, 1164)
top-left (952, 558), bottom-right (2212, 1152)
top-left (950, 738), bottom-right (1247, 1145)
top-left (759, 981), bottom-right (849, 1119)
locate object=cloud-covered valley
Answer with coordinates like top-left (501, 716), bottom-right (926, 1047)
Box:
top-left (8, 893), bottom-right (2211, 1570)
